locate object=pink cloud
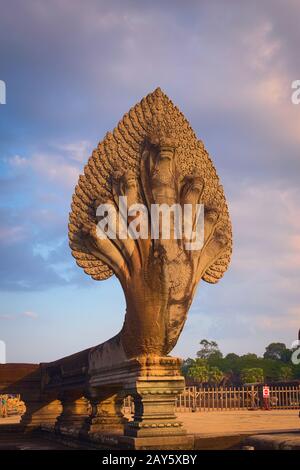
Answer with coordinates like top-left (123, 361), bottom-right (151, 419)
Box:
top-left (8, 142), bottom-right (90, 189)
top-left (56, 140), bottom-right (92, 163)
top-left (0, 311), bottom-right (38, 320)
top-left (31, 153), bottom-right (80, 188)
top-left (22, 311), bottom-right (38, 319)
top-left (0, 225), bottom-right (26, 244)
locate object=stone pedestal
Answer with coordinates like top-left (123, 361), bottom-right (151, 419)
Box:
top-left (55, 392), bottom-right (89, 437)
top-left (21, 399), bottom-right (62, 431)
top-left (124, 358), bottom-right (185, 438)
top-left (90, 355), bottom-right (186, 442)
top-left (82, 389), bottom-right (126, 438)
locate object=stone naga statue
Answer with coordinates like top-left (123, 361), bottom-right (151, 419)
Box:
top-left (69, 88), bottom-right (232, 365)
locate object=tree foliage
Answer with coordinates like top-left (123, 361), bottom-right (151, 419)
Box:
top-left (240, 368), bottom-right (264, 384)
top-left (263, 343), bottom-right (288, 361)
top-left (183, 339), bottom-right (300, 385)
top-left (186, 358), bottom-right (224, 385)
top-left (197, 339), bottom-right (223, 360)
top-left (278, 366), bottom-right (293, 381)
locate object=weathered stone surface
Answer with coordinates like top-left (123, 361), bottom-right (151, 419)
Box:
top-left (0, 364), bottom-right (61, 431)
top-left (123, 357), bottom-right (185, 438)
top-left (117, 435), bottom-right (195, 450)
top-left (22, 399), bottom-right (62, 431)
top-left (244, 432), bottom-right (300, 450)
top-left (82, 389), bottom-right (126, 437)
top-left (55, 392), bottom-right (89, 437)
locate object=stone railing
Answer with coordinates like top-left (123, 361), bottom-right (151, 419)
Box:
top-left (0, 353), bottom-right (192, 450)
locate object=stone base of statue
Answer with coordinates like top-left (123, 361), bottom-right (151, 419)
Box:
top-left (89, 355), bottom-right (186, 440)
top-left (124, 373), bottom-right (186, 438)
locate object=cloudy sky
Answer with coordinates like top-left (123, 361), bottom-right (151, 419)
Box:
top-left (0, 0), bottom-right (299, 363)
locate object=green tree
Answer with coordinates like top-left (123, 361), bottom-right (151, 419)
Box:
top-left (188, 363), bottom-right (209, 384)
top-left (263, 343), bottom-right (287, 361)
top-left (208, 366), bottom-right (224, 385)
top-left (278, 365), bottom-right (293, 381)
top-left (225, 353), bottom-right (240, 361)
top-left (197, 339), bottom-right (223, 360)
top-left (181, 358), bottom-right (195, 376)
top-left (260, 358), bottom-right (283, 381)
top-left (240, 368), bottom-right (264, 384)
top-left (280, 348), bottom-right (292, 364)
top-left (241, 353), bottom-right (258, 361)
top-left (293, 362), bottom-right (300, 379)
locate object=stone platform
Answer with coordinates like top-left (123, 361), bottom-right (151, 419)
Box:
top-left (1, 363), bottom-right (299, 450)
top-left (1, 409), bottom-right (299, 450)
top-left (2, 426), bottom-right (300, 450)
top-left (243, 432), bottom-right (300, 450)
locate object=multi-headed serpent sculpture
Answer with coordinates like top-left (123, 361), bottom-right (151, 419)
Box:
top-left (69, 88), bottom-right (232, 362)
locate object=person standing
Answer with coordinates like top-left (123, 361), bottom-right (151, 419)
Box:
top-left (1, 395), bottom-right (8, 418)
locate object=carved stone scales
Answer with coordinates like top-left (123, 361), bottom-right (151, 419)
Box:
top-left (69, 87), bottom-right (232, 363)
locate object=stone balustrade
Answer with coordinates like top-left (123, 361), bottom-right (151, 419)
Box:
top-left (0, 354), bottom-right (193, 449)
